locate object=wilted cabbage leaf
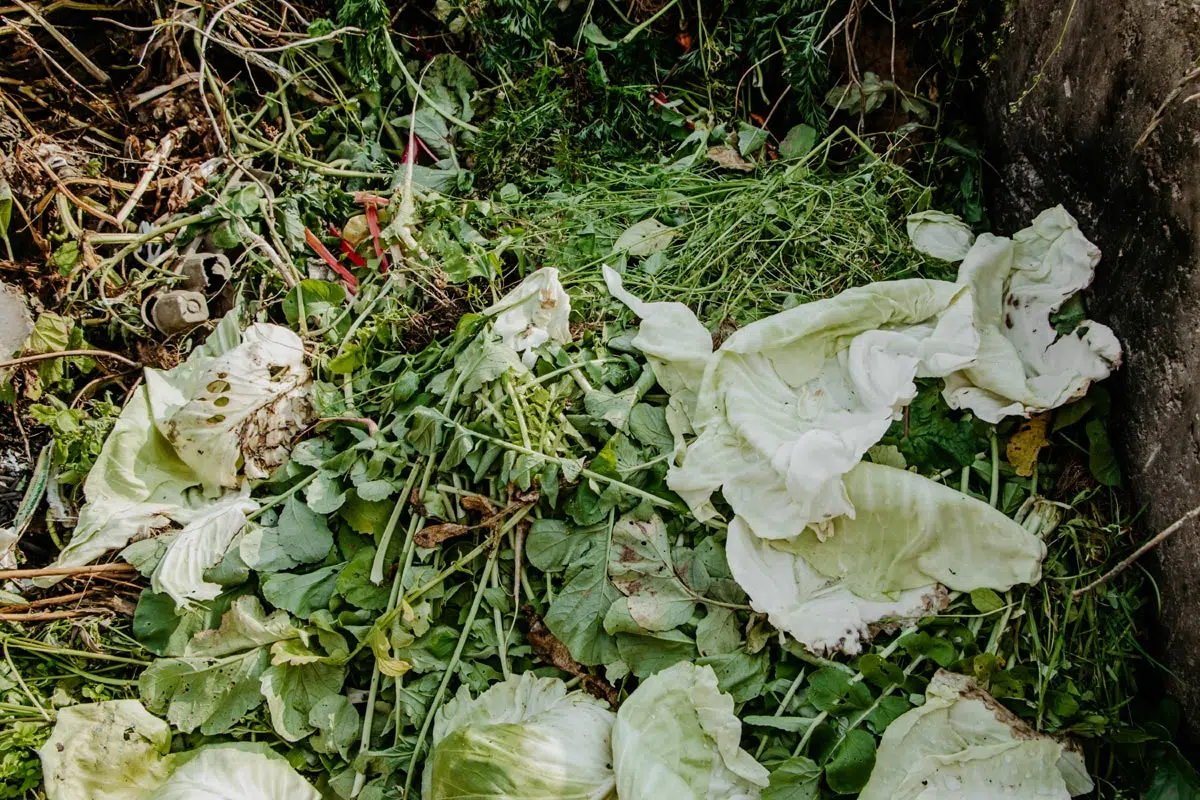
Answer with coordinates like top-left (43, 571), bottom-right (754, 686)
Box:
top-left (859, 671), bottom-right (1093, 799)
top-left (146, 322), bottom-right (312, 488)
top-left (484, 267), bottom-right (572, 367)
top-left (38, 700), bottom-right (320, 800)
top-left (423, 671), bottom-right (617, 800)
top-left (39, 700), bottom-right (172, 800)
top-left (151, 490), bottom-right (259, 607)
top-left (612, 661), bottom-right (769, 800)
top-left (155, 744), bottom-right (321, 800)
top-left (906, 210), bottom-right (975, 262)
top-left (46, 314), bottom-right (310, 578)
top-left (606, 266), bottom-right (979, 540)
top-left (614, 219), bottom-right (677, 257)
top-left (925, 206), bottom-right (1122, 423)
top-left (726, 463), bottom-right (1045, 654)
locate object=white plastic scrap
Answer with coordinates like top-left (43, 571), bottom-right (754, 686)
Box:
top-left (859, 670), bottom-right (1094, 799)
top-left (605, 266), bottom-right (978, 540)
top-left (485, 267), bottom-right (572, 366)
top-left (910, 206), bottom-right (1122, 423)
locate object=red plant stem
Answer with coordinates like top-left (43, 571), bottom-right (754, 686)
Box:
top-left (304, 227), bottom-right (358, 293)
top-left (365, 203), bottom-right (388, 274)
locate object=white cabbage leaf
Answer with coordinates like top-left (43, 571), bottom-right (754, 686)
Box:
top-left (726, 517), bottom-right (945, 657)
top-left (46, 316), bottom-right (308, 577)
top-left (606, 267), bottom-right (979, 539)
top-left (484, 267), bottom-right (572, 367)
top-left (859, 671), bottom-right (1093, 799)
top-left (146, 322), bottom-right (313, 489)
top-left (38, 699), bottom-right (320, 800)
top-left (46, 387), bottom-right (205, 575)
top-left (726, 463), bottom-right (1045, 654)
top-left (934, 206), bottom-right (1122, 422)
top-left (423, 671), bottom-right (617, 800)
top-left (39, 700), bottom-right (172, 800)
top-left (154, 744), bottom-right (321, 800)
top-left (906, 210), bottom-right (976, 262)
top-left (612, 661), bottom-right (769, 800)
top-left (151, 490), bottom-right (259, 607)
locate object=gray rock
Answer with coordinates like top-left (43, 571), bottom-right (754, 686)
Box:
top-left (983, 0), bottom-right (1200, 743)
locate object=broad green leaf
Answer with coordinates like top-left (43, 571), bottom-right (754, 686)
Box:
top-left (306, 471), bottom-right (346, 514)
top-left (736, 122), bottom-right (769, 156)
top-left (744, 716), bottom-right (815, 733)
top-left (779, 124), bottom-right (817, 160)
top-left (277, 495), bottom-right (334, 564)
top-left (140, 648), bottom-right (269, 734)
top-left (764, 756), bottom-right (822, 800)
top-left (607, 514), bottom-right (695, 631)
top-left (697, 648), bottom-right (769, 702)
top-left (613, 219), bottom-right (677, 258)
top-left (262, 564), bottom-right (342, 620)
top-left (260, 661), bottom-right (345, 742)
top-left (695, 607), bottom-right (741, 656)
top-left (239, 523), bottom-right (300, 573)
top-left (614, 628), bottom-right (696, 678)
top-left (1086, 418), bottom-right (1121, 486)
top-left (283, 280), bottom-right (347, 329)
top-left (824, 729), bottom-right (877, 794)
top-left (185, 595), bottom-right (300, 657)
top-left (898, 631), bottom-right (958, 668)
top-left (337, 547), bottom-right (390, 610)
top-left (544, 561), bottom-right (620, 666)
top-left (805, 668), bottom-right (872, 712)
top-left (866, 696), bottom-right (912, 734)
top-left (628, 403), bottom-right (674, 454)
top-left (309, 694), bottom-right (361, 760)
top-left (970, 587), bottom-right (1005, 614)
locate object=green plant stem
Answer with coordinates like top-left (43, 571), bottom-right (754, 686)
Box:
top-left (754, 668), bottom-right (807, 759)
top-left (989, 434), bottom-right (1001, 507)
top-left (402, 546), bottom-right (499, 798)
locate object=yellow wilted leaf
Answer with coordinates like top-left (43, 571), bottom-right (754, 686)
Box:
top-left (1006, 414), bottom-right (1050, 477)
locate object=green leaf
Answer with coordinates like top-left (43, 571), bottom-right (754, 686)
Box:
top-left (695, 607), bottom-right (741, 656)
top-left (779, 124), bottom-right (817, 160)
top-left (139, 648), bottom-right (269, 734)
top-left (866, 695), bottom-right (912, 734)
top-left (262, 564), bottom-right (343, 620)
top-left (544, 560), bottom-right (620, 666)
top-left (629, 403), bottom-right (674, 454)
top-left (309, 694), bottom-right (360, 760)
top-left (338, 491), bottom-right (393, 537)
top-left (737, 121), bottom-right (769, 156)
top-left (857, 654), bottom-right (905, 689)
top-left (337, 547), bottom-right (390, 610)
top-left (970, 587), bottom-right (1005, 614)
top-left (898, 631), bottom-right (958, 668)
top-left (133, 590), bottom-right (208, 657)
top-left (525, 519), bottom-right (602, 572)
top-left (887, 388), bottom-right (979, 470)
top-left (806, 668), bottom-right (872, 712)
top-left (239, 524), bottom-right (300, 574)
top-left (283, 280), bottom-right (347, 329)
top-left (614, 628), bottom-right (697, 677)
top-left (764, 756), bottom-right (821, 800)
top-left (260, 661), bottom-right (345, 742)
top-left (1146, 750), bottom-right (1200, 799)
top-left (697, 648), bottom-right (768, 702)
top-left (185, 595), bottom-right (301, 657)
top-left (1086, 418), bottom-right (1121, 486)
top-left (607, 514), bottom-right (695, 631)
top-left (278, 495), bottom-right (334, 564)
top-left (824, 729), bottom-right (876, 794)
top-left (306, 472), bottom-right (347, 514)
top-left (744, 716), bottom-right (816, 733)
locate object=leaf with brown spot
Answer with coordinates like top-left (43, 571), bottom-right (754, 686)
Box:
top-left (414, 523), bottom-right (471, 548)
top-left (523, 605), bottom-right (619, 707)
top-left (706, 145), bottom-right (755, 172)
top-left (1006, 414), bottom-right (1050, 477)
top-left (460, 495), bottom-right (496, 515)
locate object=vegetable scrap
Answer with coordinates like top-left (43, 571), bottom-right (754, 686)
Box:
top-left (0, 2), bottom-right (1183, 798)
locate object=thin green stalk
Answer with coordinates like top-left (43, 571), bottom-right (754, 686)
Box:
top-left (989, 433), bottom-right (1001, 508)
top-left (754, 668), bottom-right (807, 759)
top-left (402, 546), bottom-right (500, 798)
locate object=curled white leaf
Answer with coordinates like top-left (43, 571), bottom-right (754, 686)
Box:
top-left (907, 210), bottom-right (976, 262)
top-left (485, 267), bottom-right (572, 367)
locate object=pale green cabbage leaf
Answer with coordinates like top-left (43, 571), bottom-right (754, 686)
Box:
top-left (612, 661), bottom-right (769, 800)
top-left (919, 206), bottom-right (1123, 423)
top-left (859, 670), bottom-right (1093, 799)
top-left (45, 315), bottom-right (309, 582)
top-left (605, 266), bottom-right (978, 540)
top-left (423, 671), bottom-right (617, 800)
top-left (726, 463), bottom-right (1045, 655)
top-left (484, 267), bottom-right (572, 367)
top-left (906, 210), bottom-right (975, 262)
top-left (38, 700), bottom-right (320, 800)
top-left (39, 700), bottom-right (172, 800)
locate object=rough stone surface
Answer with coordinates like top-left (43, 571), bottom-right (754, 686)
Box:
top-left (982, 0), bottom-right (1200, 744)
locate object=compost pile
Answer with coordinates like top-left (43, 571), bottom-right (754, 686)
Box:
top-left (0, 1), bottom-right (1192, 798)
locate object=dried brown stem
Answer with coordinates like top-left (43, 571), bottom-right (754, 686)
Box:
top-left (0, 349), bottom-right (141, 370)
top-left (0, 563), bottom-right (136, 580)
